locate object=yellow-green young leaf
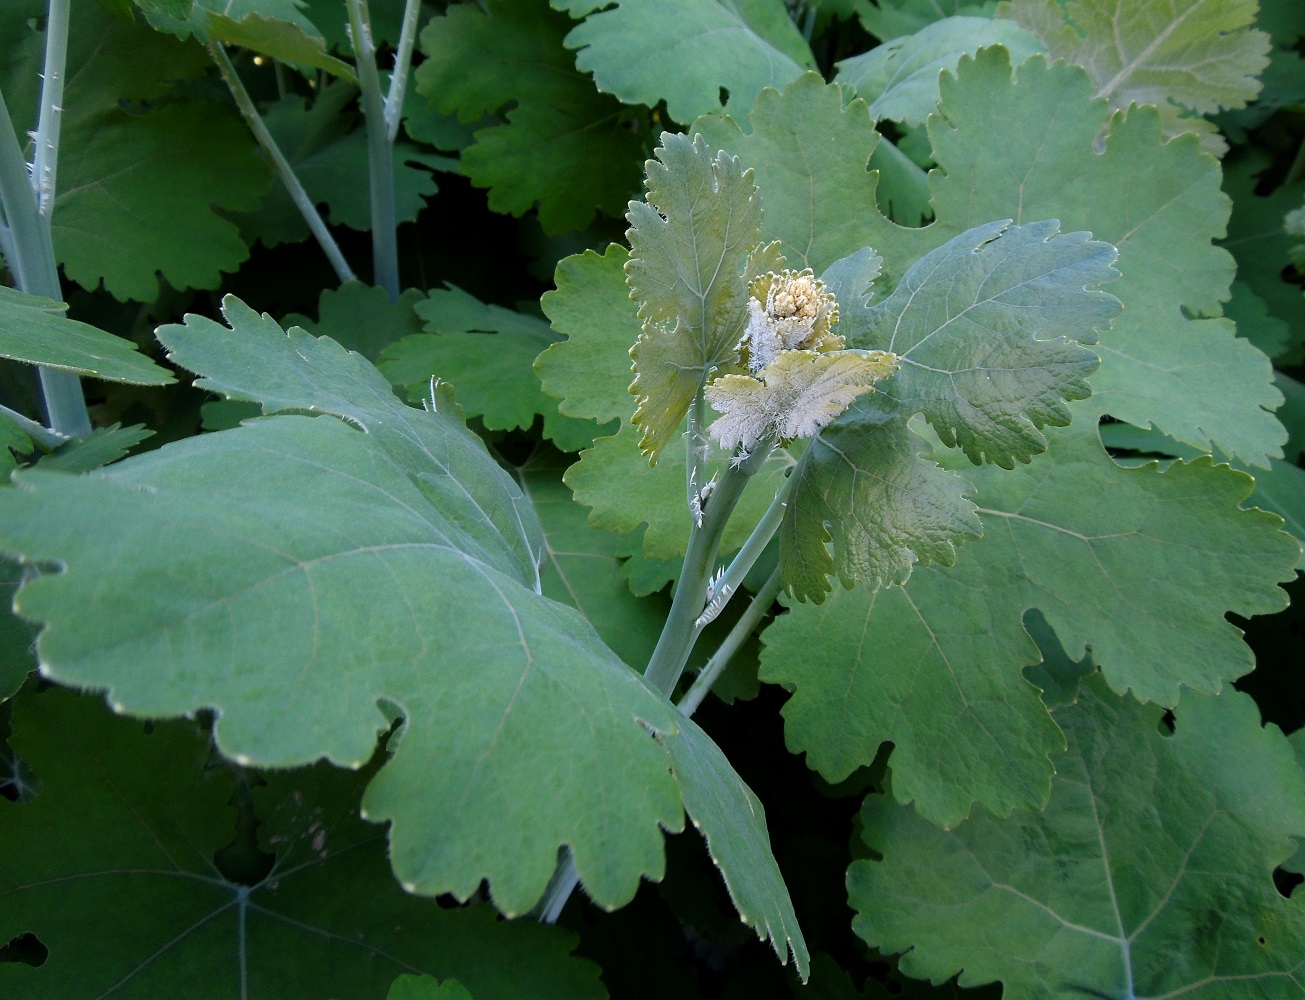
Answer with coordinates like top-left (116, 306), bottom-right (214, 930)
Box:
top-left (705, 349), bottom-right (899, 451)
top-left (997, 0), bottom-right (1271, 152)
top-left (849, 678), bottom-right (1305, 997)
top-left (562, 0), bottom-right (815, 124)
top-left (0, 688), bottom-right (606, 1000)
top-left (626, 133), bottom-right (770, 459)
top-left (0, 287), bottom-right (174, 385)
top-left (538, 231), bottom-right (792, 561)
top-left (765, 419), bottom-right (1300, 824)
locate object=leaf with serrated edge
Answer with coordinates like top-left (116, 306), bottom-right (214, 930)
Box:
top-left (380, 286), bottom-right (601, 453)
top-left (998, 0), bottom-right (1271, 152)
top-left (626, 133), bottom-right (770, 459)
top-left (779, 220), bottom-right (1114, 600)
top-left (415, 0), bottom-right (642, 233)
top-left (836, 16), bottom-right (1044, 126)
top-left (0, 687), bottom-right (606, 999)
top-left (563, 0), bottom-right (814, 124)
top-left (848, 677), bottom-right (1305, 997)
top-left (693, 57), bottom-right (1287, 467)
top-left (658, 712), bottom-right (811, 979)
top-left (0, 287), bottom-right (174, 385)
top-left (0, 305), bottom-right (806, 954)
top-left (283, 283), bottom-right (426, 363)
top-left (158, 296), bottom-right (542, 585)
top-left (766, 418), bottom-right (1299, 824)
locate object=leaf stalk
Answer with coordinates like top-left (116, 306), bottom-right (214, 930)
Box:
top-left (347, 0), bottom-right (401, 302)
top-left (209, 43), bottom-right (358, 286)
top-left (383, 0), bottom-right (423, 143)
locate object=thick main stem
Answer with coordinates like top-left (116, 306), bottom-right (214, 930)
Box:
top-left (347, 0), bottom-right (400, 302)
top-left (209, 44), bottom-right (357, 285)
top-left (0, 21), bottom-right (91, 438)
top-left (642, 443), bottom-right (773, 696)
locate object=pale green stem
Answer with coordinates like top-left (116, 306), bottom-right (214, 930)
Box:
top-left (383, 0), bottom-right (423, 142)
top-left (1285, 133), bottom-right (1305, 188)
top-left (678, 566), bottom-right (782, 718)
top-left (685, 389), bottom-right (708, 513)
top-left (347, 0), bottom-right (400, 302)
top-left (209, 43), bottom-right (357, 285)
top-left (33, 0), bottom-right (69, 219)
top-left (537, 850), bottom-right (581, 924)
top-left (700, 466), bottom-right (792, 625)
top-left (0, 401), bottom-right (69, 450)
top-left (643, 442), bottom-right (774, 696)
top-left (0, 25), bottom-right (91, 439)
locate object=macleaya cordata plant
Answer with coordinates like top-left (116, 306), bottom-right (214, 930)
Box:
top-left (1, 1), bottom-right (1303, 998)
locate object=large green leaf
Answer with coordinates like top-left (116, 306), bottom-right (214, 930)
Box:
top-left (856, 0), bottom-right (997, 40)
top-left (781, 220), bottom-right (1115, 599)
top-left (415, 0), bottom-right (644, 234)
top-left (562, 0), bottom-right (815, 124)
top-left (0, 287), bottom-right (174, 385)
top-left (848, 677), bottom-right (1305, 997)
top-left (835, 16), bottom-right (1043, 125)
top-left (282, 282), bottom-right (426, 362)
top-left (0, 687), bottom-right (605, 999)
top-left (998, 0), bottom-right (1271, 152)
top-left (512, 448), bottom-right (666, 670)
top-left (0, 301), bottom-right (807, 967)
top-left (765, 419), bottom-right (1298, 824)
top-left (379, 285), bottom-right (603, 453)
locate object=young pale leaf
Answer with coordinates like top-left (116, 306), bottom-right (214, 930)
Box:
top-left (998, 0), bottom-right (1271, 152)
top-left (765, 419), bottom-right (1300, 824)
top-left (380, 286), bottom-right (602, 452)
top-left (562, 0), bottom-right (814, 123)
top-left (848, 677), bottom-right (1305, 997)
top-left (0, 287), bottom-right (174, 385)
top-left (626, 133), bottom-right (769, 459)
top-left (835, 16), bottom-right (1044, 125)
top-left (843, 219), bottom-right (1116, 468)
top-left (539, 246), bottom-right (792, 560)
top-left (705, 349), bottom-right (900, 451)
top-left (0, 688), bottom-right (605, 1000)
top-left (415, 0), bottom-right (643, 233)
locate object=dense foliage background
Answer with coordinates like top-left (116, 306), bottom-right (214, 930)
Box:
top-left (1, 0), bottom-right (1303, 997)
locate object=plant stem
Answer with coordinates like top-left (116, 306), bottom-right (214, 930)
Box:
top-left (209, 43), bottom-right (357, 286)
top-left (643, 443), bottom-right (773, 696)
top-left (383, 0), bottom-right (423, 143)
top-left (347, 0), bottom-right (400, 302)
top-left (33, 0), bottom-right (69, 220)
top-left (678, 566), bottom-right (782, 718)
top-left (701, 469), bottom-right (791, 620)
top-left (1284, 132), bottom-right (1305, 188)
top-left (0, 19), bottom-right (91, 439)
top-left (0, 401), bottom-right (69, 450)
